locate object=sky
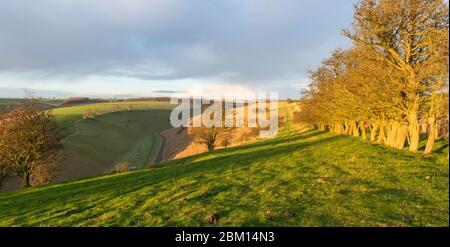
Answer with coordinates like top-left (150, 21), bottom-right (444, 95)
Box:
top-left (0, 0), bottom-right (357, 99)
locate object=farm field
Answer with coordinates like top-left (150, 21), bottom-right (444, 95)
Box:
top-left (0, 127), bottom-right (447, 226)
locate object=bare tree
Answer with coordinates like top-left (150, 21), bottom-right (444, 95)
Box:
top-left (0, 155), bottom-right (12, 190)
top-left (0, 99), bottom-right (62, 188)
top-left (194, 126), bottom-right (220, 151)
top-left (220, 134), bottom-right (232, 148)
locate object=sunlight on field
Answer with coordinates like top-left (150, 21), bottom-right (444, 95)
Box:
top-left (0, 127), bottom-right (447, 226)
top-left (51, 101), bottom-right (174, 134)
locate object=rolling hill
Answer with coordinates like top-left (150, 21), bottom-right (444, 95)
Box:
top-left (53, 101), bottom-right (175, 181)
top-left (57, 110), bottom-right (172, 181)
top-left (0, 101), bottom-right (175, 190)
top-left (51, 101), bottom-right (174, 133)
top-left (0, 127), bottom-right (447, 226)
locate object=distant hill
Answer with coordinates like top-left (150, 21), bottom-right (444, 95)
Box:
top-left (0, 98), bottom-right (63, 112)
top-left (61, 97), bottom-right (91, 105)
top-left (61, 97), bottom-right (111, 106)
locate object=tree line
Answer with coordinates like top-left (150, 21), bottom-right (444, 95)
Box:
top-left (299, 0), bottom-right (449, 155)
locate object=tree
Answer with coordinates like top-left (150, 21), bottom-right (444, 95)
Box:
top-left (0, 99), bottom-right (62, 188)
top-left (343, 0), bottom-right (449, 151)
top-left (194, 126), bottom-right (220, 151)
top-left (0, 166), bottom-right (9, 190)
top-left (0, 149), bottom-right (12, 190)
top-left (220, 134), bottom-right (232, 148)
top-left (0, 114), bottom-right (10, 189)
top-left (299, 0), bottom-right (448, 155)
top-left (422, 24), bottom-right (449, 154)
top-left (191, 99), bottom-right (235, 152)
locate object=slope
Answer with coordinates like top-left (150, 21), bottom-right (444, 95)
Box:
top-left (0, 128), bottom-right (447, 226)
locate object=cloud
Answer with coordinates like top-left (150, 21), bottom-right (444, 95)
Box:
top-left (0, 0), bottom-right (356, 98)
top-left (0, 87), bottom-right (72, 98)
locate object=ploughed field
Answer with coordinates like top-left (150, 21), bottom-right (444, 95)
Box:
top-left (0, 128), bottom-right (447, 226)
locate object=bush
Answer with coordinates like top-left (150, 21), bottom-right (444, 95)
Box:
top-left (290, 110), bottom-right (302, 123)
top-left (83, 109), bottom-right (95, 119)
top-left (111, 104), bottom-right (120, 112)
top-left (113, 162), bottom-right (129, 173)
top-left (220, 134), bottom-right (231, 148)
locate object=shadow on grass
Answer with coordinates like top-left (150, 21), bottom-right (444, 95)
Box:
top-left (434, 142), bottom-right (449, 154)
top-left (0, 131), bottom-right (335, 223)
top-left (162, 129), bottom-right (327, 165)
top-left (0, 129), bottom-right (447, 226)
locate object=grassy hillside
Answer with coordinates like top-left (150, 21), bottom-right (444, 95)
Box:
top-left (57, 110), bottom-right (172, 181)
top-left (51, 101), bottom-right (174, 181)
top-left (0, 129), bottom-right (447, 226)
top-left (51, 101), bottom-right (173, 133)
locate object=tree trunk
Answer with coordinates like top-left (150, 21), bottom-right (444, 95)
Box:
top-left (318, 123), bottom-right (325, 131)
top-left (337, 122), bottom-right (344, 134)
top-left (434, 121), bottom-right (439, 139)
top-left (360, 121), bottom-right (366, 141)
top-left (0, 175), bottom-right (5, 190)
top-left (333, 122), bottom-right (342, 134)
top-left (370, 124), bottom-right (378, 142)
top-left (343, 123), bottom-right (350, 135)
top-left (420, 121), bottom-right (428, 134)
top-left (22, 173), bottom-right (31, 188)
top-left (404, 73), bottom-right (421, 152)
top-left (407, 110), bottom-right (420, 152)
top-left (423, 117), bottom-right (436, 155)
top-left (377, 123), bottom-right (385, 144)
top-left (393, 124), bottom-right (407, 150)
top-left (385, 122), bottom-right (397, 147)
top-left (352, 121), bottom-right (359, 137)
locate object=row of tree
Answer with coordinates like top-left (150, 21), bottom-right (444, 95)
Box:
top-left (299, 0), bottom-right (449, 155)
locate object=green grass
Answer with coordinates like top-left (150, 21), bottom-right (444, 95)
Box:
top-left (117, 130), bottom-right (162, 167)
top-left (0, 98), bottom-right (26, 105)
top-left (0, 128), bottom-right (447, 226)
top-left (51, 101), bottom-right (174, 134)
